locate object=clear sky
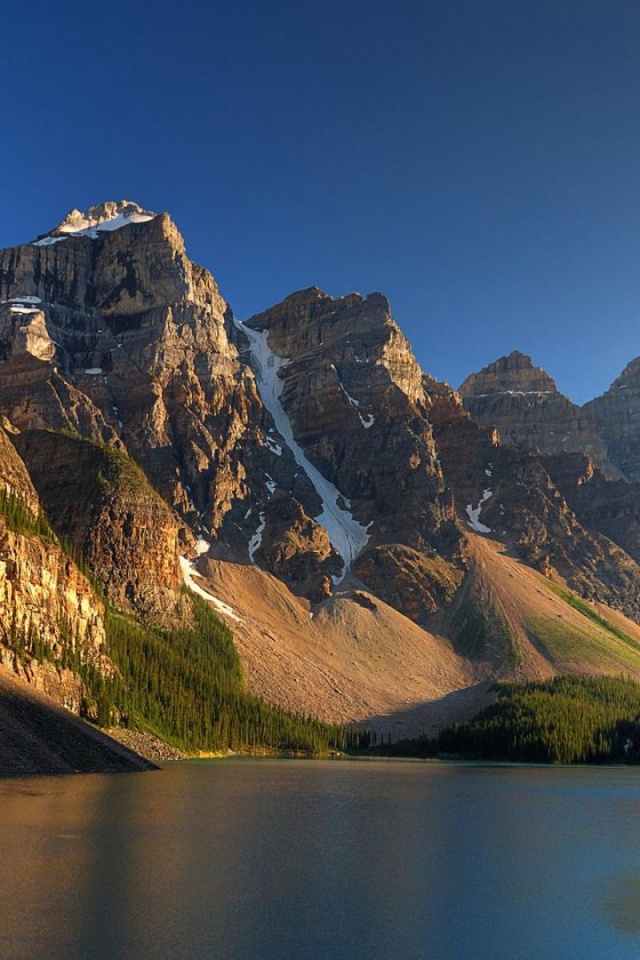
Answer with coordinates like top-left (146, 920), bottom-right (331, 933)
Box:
top-left (3, 0), bottom-right (640, 404)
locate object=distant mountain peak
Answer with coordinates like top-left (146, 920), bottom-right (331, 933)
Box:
top-left (457, 351), bottom-right (621, 479)
top-left (32, 200), bottom-right (157, 247)
top-left (503, 349), bottom-right (534, 367)
top-left (459, 351), bottom-right (557, 397)
top-left (607, 356), bottom-right (640, 393)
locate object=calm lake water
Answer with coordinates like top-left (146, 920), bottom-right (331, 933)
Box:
top-left (1, 759), bottom-right (640, 959)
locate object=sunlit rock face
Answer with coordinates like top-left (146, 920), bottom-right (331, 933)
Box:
top-left (0, 202), bottom-right (260, 522)
top-left (0, 207), bottom-right (467, 615)
top-left (12, 429), bottom-right (189, 624)
top-left (0, 421), bottom-right (111, 711)
top-left (455, 351), bottom-right (640, 613)
top-left (460, 351), bottom-right (618, 479)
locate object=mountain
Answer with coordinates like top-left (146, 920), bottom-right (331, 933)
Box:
top-left (458, 350), bottom-right (619, 477)
top-left (238, 287), bottom-right (462, 608)
top-left (583, 358), bottom-right (640, 482)
top-left (5, 201), bottom-right (640, 769)
top-left (459, 349), bottom-right (640, 488)
top-left (458, 351), bottom-right (640, 590)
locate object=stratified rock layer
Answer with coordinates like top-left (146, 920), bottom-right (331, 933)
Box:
top-left (460, 351), bottom-right (617, 478)
top-left (584, 357), bottom-right (640, 482)
top-left (0, 422), bottom-right (113, 712)
top-left (13, 430), bottom-right (190, 623)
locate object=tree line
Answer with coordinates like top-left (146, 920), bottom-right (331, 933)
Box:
top-left (388, 674), bottom-right (640, 764)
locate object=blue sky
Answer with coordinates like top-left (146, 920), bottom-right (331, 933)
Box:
top-left (3, 0), bottom-right (640, 403)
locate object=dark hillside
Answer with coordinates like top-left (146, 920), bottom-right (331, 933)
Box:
top-left (0, 666), bottom-right (154, 777)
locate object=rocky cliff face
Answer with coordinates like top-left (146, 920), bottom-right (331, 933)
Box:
top-left (237, 286), bottom-right (463, 617)
top-left (459, 351), bottom-right (618, 478)
top-left (243, 290), bottom-right (460, 546)
top-left (583, 358), bottom-right (640, 482)
top-left (233, 291), bottom-right (640, 626)
top-left (460, 352), bottom-right (640, 617)
top-left (425, 373), bottom-right (640, 622)
top-left (0, 517), bottom-right (108, 710)
top-left (13, 430), bottom-right (190, 623)
top-left (0, 422), bottom-right (111, 712)
top-left (0, 202), bottom-right (259, 521)
top-left (542, 452), bottom-right (640, 567)
top-left (5, 202), bottom-right (640, 631)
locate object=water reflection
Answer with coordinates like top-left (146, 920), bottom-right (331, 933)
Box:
top-left (603, 877), bottom-right (640, 933)
top-left (1, 762), bottom-right (640, 959)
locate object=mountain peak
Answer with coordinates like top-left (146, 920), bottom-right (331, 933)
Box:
top-left (607, 356), bottom-right (640, 393)
top-left (459, 351), bottom-right (557, 397)
top-left (32, 200), bottom-right (157, 247)
top-left (458, 351), bottom-right (621, 478)
top-left (502, 349), bottom-right (534, 368)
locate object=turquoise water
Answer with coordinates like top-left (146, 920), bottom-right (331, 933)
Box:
top-left (1, 759), bottom-right (639, 959)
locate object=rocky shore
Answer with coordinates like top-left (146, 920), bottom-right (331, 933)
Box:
top-left (105, 727), bottom-right (187, 762)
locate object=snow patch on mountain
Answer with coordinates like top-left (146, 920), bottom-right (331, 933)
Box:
top-left (466, 489), bottom-right (493, 534)
top-left (248, 512), bottom-right (266, 562)
top-left (337, 378), bottom-right (375, 429)
top-left (32, 201), bottom-right (155, 246)
top-left (339, 381), bottom-right (360, 408)
top-left (265, 433), bottom-right (282, 456)
top-left (179, 555), bottom-right (242, 622)
top-left (194, 537), bottom-right (210, 556)
top-left (8, 304), bottom-right (41, 315)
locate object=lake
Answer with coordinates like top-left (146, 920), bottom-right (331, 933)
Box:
top-left (1, 759), bottom-right (639, 959)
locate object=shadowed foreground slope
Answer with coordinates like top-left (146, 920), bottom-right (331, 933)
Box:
top-left (0, 667), bottom-right (155, 777)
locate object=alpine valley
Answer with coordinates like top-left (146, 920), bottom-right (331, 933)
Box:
top-left (4, 200), bottom-right (640, 773)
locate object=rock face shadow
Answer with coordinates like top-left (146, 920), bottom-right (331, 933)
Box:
top-left (0, 670), bottom-right (155, 777)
